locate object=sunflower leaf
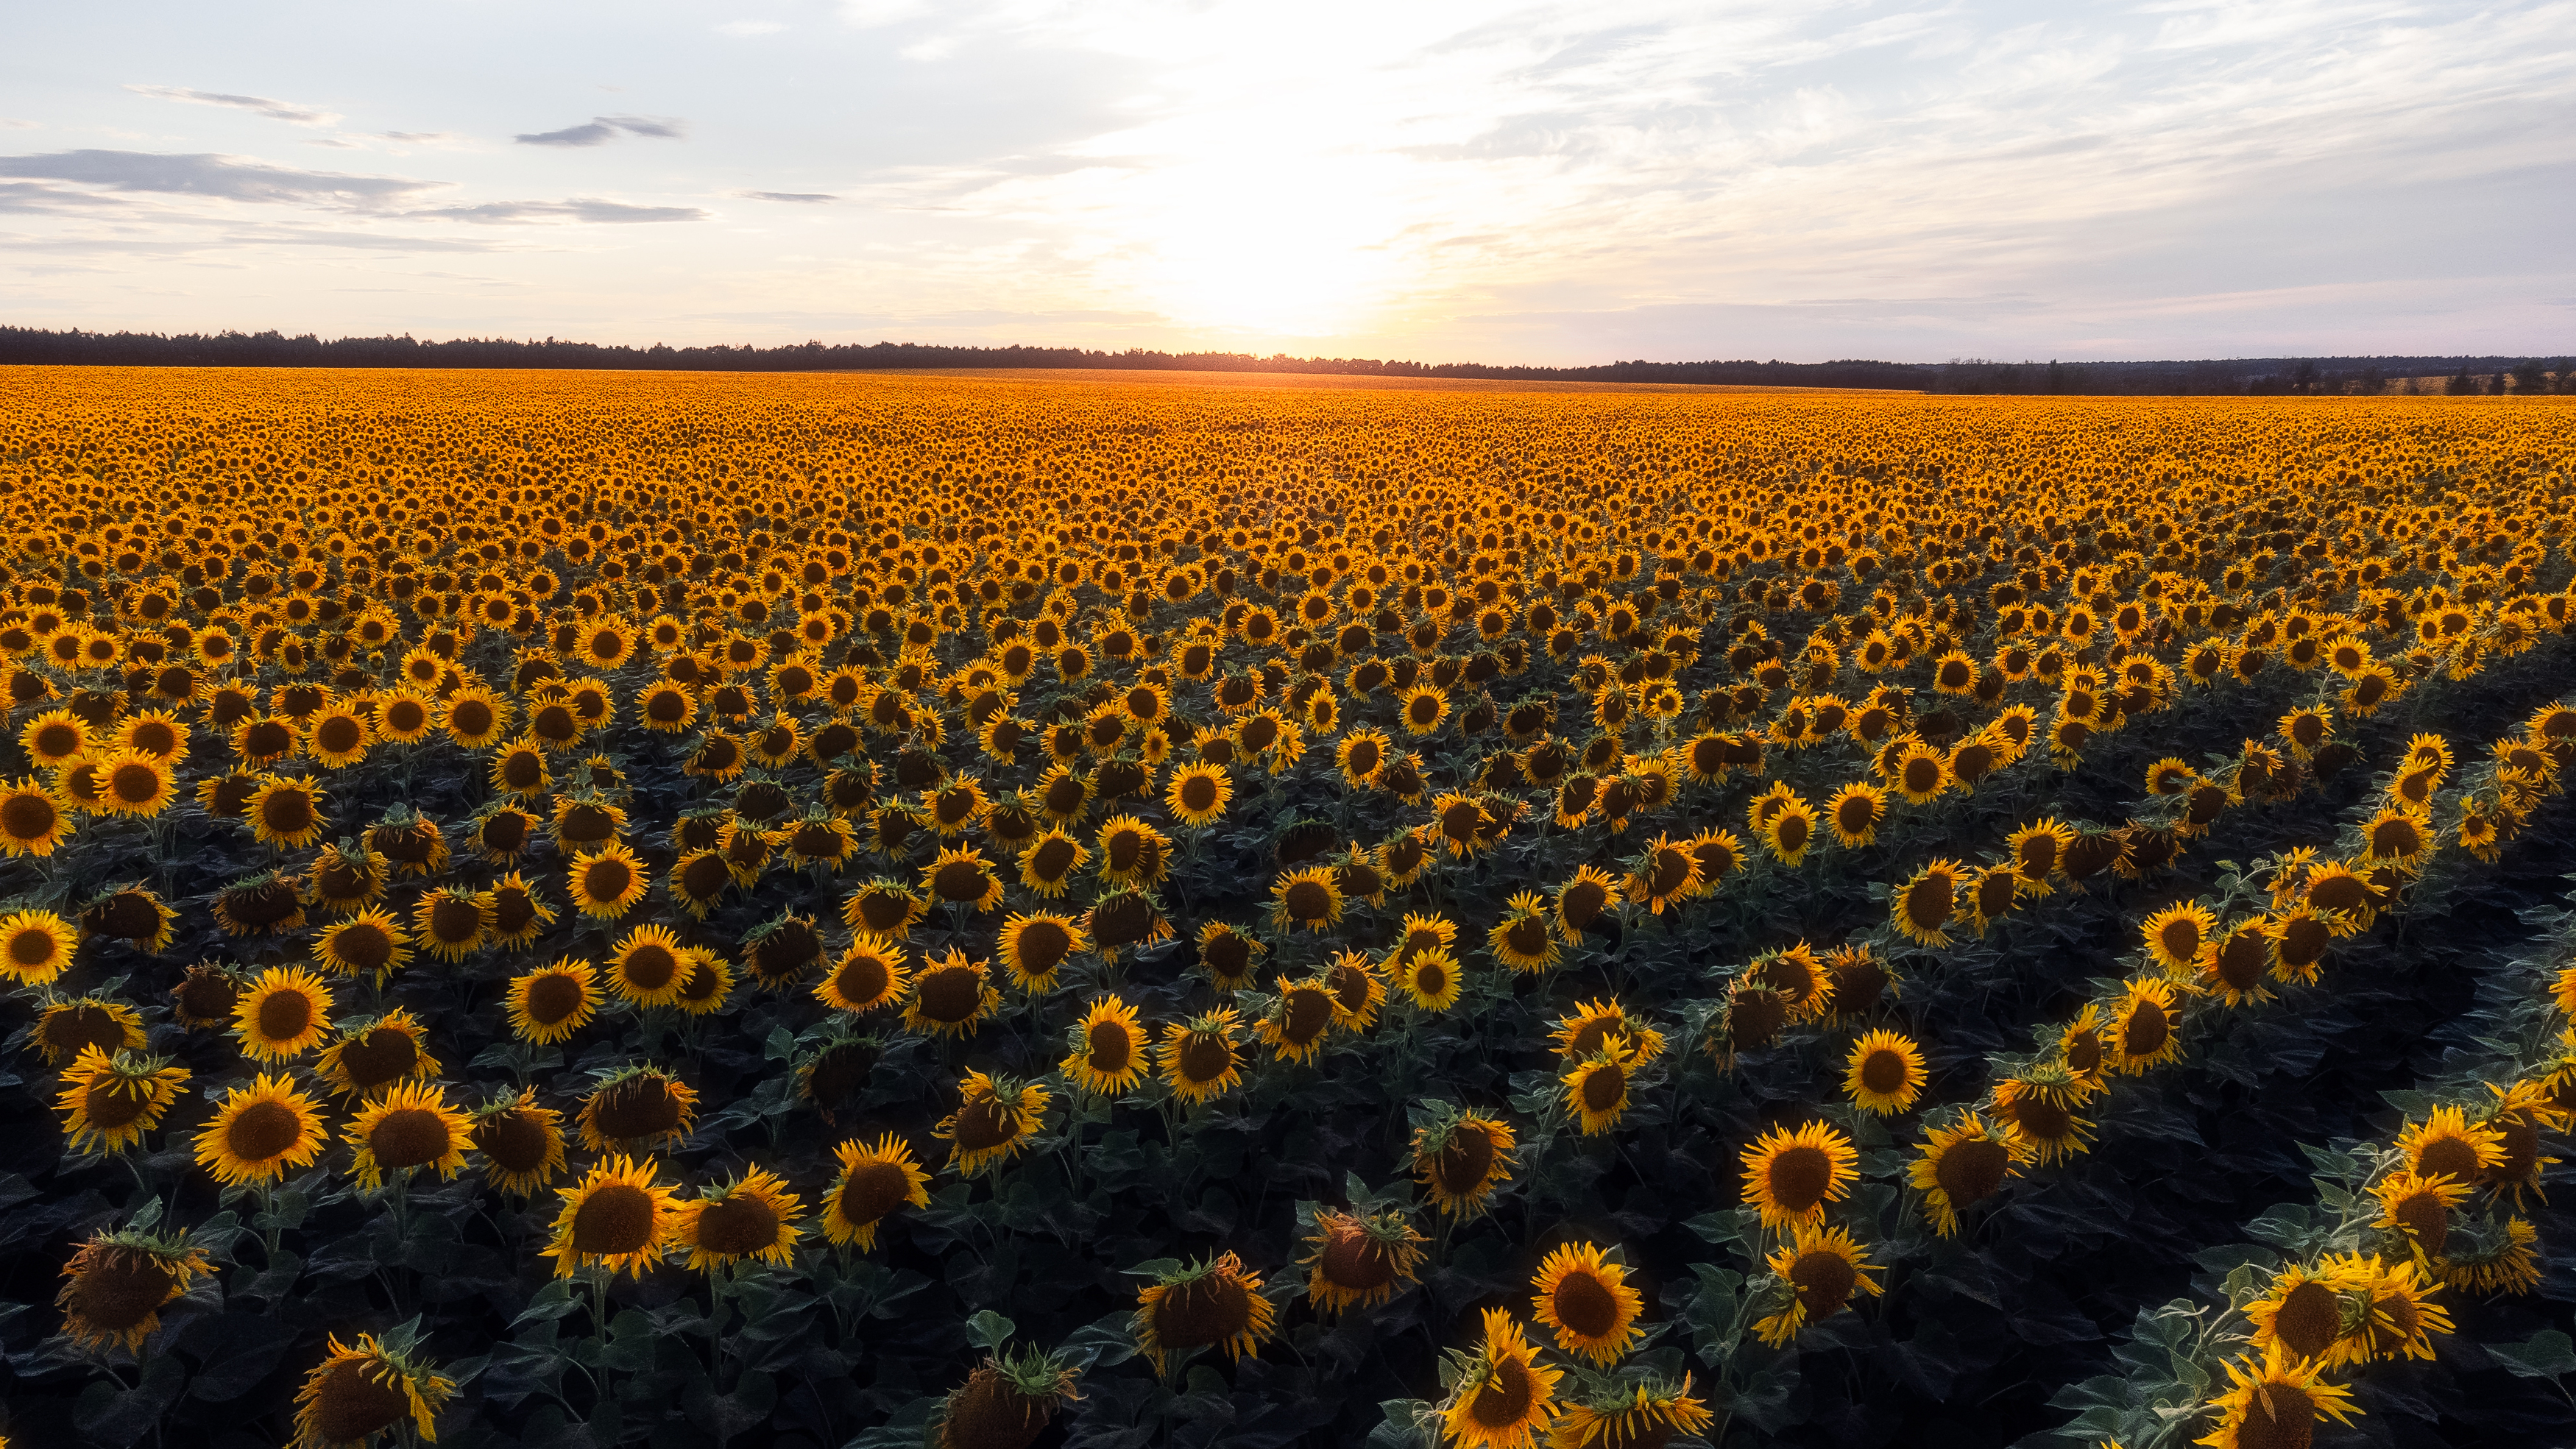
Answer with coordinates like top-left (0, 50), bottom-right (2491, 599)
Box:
top-left (963, 1308), bottom-right (1016, 1350)
top-left (2485, 1330), bottom-right (2576, 1381)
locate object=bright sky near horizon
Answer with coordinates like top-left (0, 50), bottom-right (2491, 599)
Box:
top-left (3, 1), bottom-right (2570, 364)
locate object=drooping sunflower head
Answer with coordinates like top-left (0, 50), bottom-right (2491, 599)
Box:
top-left (1160, 1007), bottom-right (1245, 1103)
top-left (54, 1045), bottom-right (191, 1153)
top-left (822, 1133), bottom-right (933, 1250)
top-left (1561, 1038), bottom-right (1638, 1137)
top-left (1133, 1253), bottom-right (1278, 1375)
top-left (905, 948), bottom-right (1003, 1038)
top-left (936, 1069), bottom-right (1050, 1177)
top-left (1301, 1205), bottom-right (1427, 1315)
top-left (1907, 1110), bottom-right (2025, 1238)
top-left (1412, 1105), bottom-right (1518, 1217)
top-left (545, 1153), bottom-right (681, 1279)
top-left (575, 1063), bottom-right (699, 1153)
top-left (2192, 1342), bottom-right (2361, 1449)
top-left (291, 1331), bottom-right (456, 1448)
top-left (344, 1080), bottom-right (475, 1190)
top-left (471, 1088), bottom-right (568, 1197)
top-left (1753, 1222), bottom-right (1883, 1347)
top-left (676, 1165), bottom-right (807, 1272)
top-left (1254, 978), bottom-right (1340, 1064)
top-left (1990, 1064), bottom-right (2098, 1165)
top-left (56, 1228), bottom-right (213, 1353)
top-left (315, 1009), bottom-right (440, 1098)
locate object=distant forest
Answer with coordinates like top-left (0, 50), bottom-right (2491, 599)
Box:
top-left (0, 325), bottom-right (2566, 396)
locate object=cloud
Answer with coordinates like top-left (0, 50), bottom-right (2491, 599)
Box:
top-left (0, 181), bottom-right (133, 215)
top-left (0, 149), bottom-right (442, 206)
top-left (126, 85), bottom-right (341, 127)
top-left (736, 189), bottom-right (838, 202)
top-left (514, 115), bottom-right (688, 147)
top-left (410, 197), bottom-right (711, 224)
top-left (0, 119), bottom-right (38, 130)
top-left (715, 20), bottom-right (785, 36)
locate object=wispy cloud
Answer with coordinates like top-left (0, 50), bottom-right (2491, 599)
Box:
top-left (715, 20), bottom-right (786, 36)
top-left (0, 149), bottom-right (442, 206)
top-left (514, 115), bottom-right (688, 147)
top-left (411, 198), bottom-right (711, 224)
top-left (735, 189), bottom-right (837, 202)
top-left (127, 84), bottom-right (341, 127)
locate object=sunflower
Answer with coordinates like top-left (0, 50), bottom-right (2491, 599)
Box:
top-left (0, 776), bottom-right (68, 857)
top-left (170, 963), bottom-right (244, 1030)
top-left (1890, 741), bottom-right (1950, 804)
top-left (290, 1332), bottom-right (456, 1449)
top-left (1268, 865), bottom-right (1344, 934)
top-left (1752, 1223), bottom-right (1883, 1347)
top-left (2191, 1343), bottom-right (2360, 1449)
top-left (1909, 1110), bottom-right (2025, 1237)
top-left (439, 686), bottom-right (512, 749)
top-left (1843, 1029), bottom-right (1927, 1115)
top-left (1243, 977), bottom-right (1334, 1064)
top-left (194, 1072), bottom-right (330, 1185)
top-left (1061, 995), bottom-right (1152, 1095)
top-left (1992, 1066), bottom-right (2098, 1164)
top-left (566, 842), bottom-right (649, 919)
top-left (1133, 1252), bottom-right (1278, 1377)
top-left (19, 708), bottom-right (92, 769)
top-left (674, 1166), bottom-right (805, 1272)
top-left (2396, 1105), bottom-right (2505, 1186)
top-left (232, 965), bottom-right (334, 1062)
top-left (605, 925), bottom-right (688, 1007)
top-left (314, 1010), bottom-right (441, 1099)
top-left (1335, 729), bottom-right (1390, 787)
top-left (1413, 1106), bottom-right (1517, 1216)
top-left (1, 907), bottom-right (78, 986)
top-left (1161, 1007), bottom-right (1245, 1104)
top-left (470, 1089), bottom-right (568, 1197)
top-left (1545, 1375), bottom-right (1713, 1449)
top-left (2242, 1257), bottom-right (2361, 1363)
top-left (406, 885), bottom-right (489, 963)
top-left (35, 994), bottom-right (146, 1067)
top-left (2323, 1254), bottom-right (2454, 1367)
top-left (1381, 946), bottom-right (1456, 1015)
top-left (843, 878), bottom-right (927, 938)
top-left (55, 1045), bottom-right (191, 1153)
top-left (245, 774), bottom-right (329, 849)
top-left (1759, 795), bottom-right (1821, 867)
top-left (921, 845), bottom-right (1008, 913)
top-left (1318, 947), bottom-right (1386, 1032)
top-left (936, 1069), bottom-right (1050, 1177)
top-left (87, 749), bottom-right (176, 820)
top-left (1164, 762), bottom-right (1232, 828)
top-left (1487, 893), bottom-right (1562, 973)
top-left (2479, 1080), bottom-right (2560, 1206)
top-left (821, 1133), bottom-right (933, 1250)
top-left (1891, 859), bottom-right (1965, 946)
top-left (815, 935), bottom-right (910, 1015)
top-left (2439, 1213), bottom-right (2542, 1294)
top-left (2200, 918), bottom-right (2278, 1007)
top-left (905, 949), bottom-right (1003, 1038)
top-left (495, 957), bottom-right (598, 1044)
top-left (1561, 1039), bottom-right (1636, 1136)
top-left (1438, 1308), bottom-right (1560, 1449)
top-left (55, 1230), bottom-right (214, 1353)
top-left (2107, 977), bottom-right (2185, 1074)
top-left (577, 1065), bottom-right (699, 1152)
top-left (1302, 1206), bottom-right (1426, 1316)
top-left (1531, 1242), bottom-right (1643, 1364)
top-left (545, 1154), bottom-right (681, 1278)
top-left (344, 1080), bottom-right (475, 1191)
top-left (2359, 807), bottom-right (2434, 870)
top-left (1740, 1120), bottom-right (1858, 1230)
top-left (1552, 864), bottom-right (1621, 943)
top-left (1820, 782), bottom-right (1886, 849)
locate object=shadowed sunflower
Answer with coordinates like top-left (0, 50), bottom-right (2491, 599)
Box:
top-left (1992, 1066), bottom-right (2098, 1164)
top-left (1134, 1253), bottom-right (1278, 1376)
top-left (1551, 999), bottom-right (1666, 1066)
top-left (247, 774), bottom-right (329, 849)
top-left (213, 872), bottom-right (307, 938)
top-left (171, 965), bottom-right (244, 1030)
top-left (1487, 893), bottom-right (1560, 974)
top-left (471, 1090), bottom-right (567, 1197)
top-left (37, 996), bottom-right (147, 1065)
top-left (567, 842), bottom-right (649, 919)
top-left (412, 886), bottom-right (492, 962)
top-left (2396, 1105), bottom-right (2505, 1186)
top-left (506, 959), bottom-right (600, 1044)
top-left (234, 965), bottom-right (334, 1063)
top-left (1843, 1029), bottom-right (1926, 1115)
top-left (1622, 834), bottom-right (1702, 913)
top-left (0, 776), bottom-right (68, 857)
top-left (2478, 1080), bottom-right (2561, 1207)
top-left (314, 1010), bottom-right (440, 1098)
top-left (545, 1154), bottom-right (680, 1278)
top-left (1909, 1110), bottom-right (2026, 1237)
top-left (1891, 860), bottom-right (1964, 946)
top-left (2007, 818), bottom-right (2074, 893)
top-left (1161, 1007), bottom-right (1245, 1104)
top-left (1562, 1040), bottom-right (1635, 1136)
top-left (1301, 1205), bottom-right (1426, 1316)
top-left (1438, 1308), bottom-right (1560, 1449)
top-left (815, 935), bottom-right (910, 1014)
top-left (1253, 978), bottom-right (1340, 1063)
top-left (345, 1080), bottom-right (475, 1191)
top-left (577, 1065), bottom-right (698, 1152)
top-left (194, 1073), bottom-right (329, 1185)
top-left (1532, 1242), bottom-right (1642, 1364)
top-left (1826, 782), bottom-right (1887, 848)
top-left (2243, 1257), bottom-right (2363, 1364)
top-left (486, 871), bottom-right (553, 948)
top-left (1267, 865), bottom-right (1343, 935)
top-left (1546, 1374), bottom-right (1712, 1449)
top-left (2200, 918), bottom-right (2278, 1007)
top-left (1553, 865), bottom-right (1621, 943)
top-left (1412, 1105), bottom-right (1516, 1217)
top-left (905, 949), bottom-right (1002, 1038)
top-left (290, 1331), bottom-right (455, 1449)
top-left (843, 878), bottom-right (928, 938)
top-left (607, 925), bottom-right (688, 1007)
top-left (2107, 978), bottom-right (2186, 1074)
top-left (1741, 1121), bottom-right (1859, 1230)
top-left (2438, 1213), bottom-right (2541, 1295)
top-left (997, 913), bottom-right (1085, 993)
top-left (936, 1070), bottom-right (1050, 1177)
top-left (2191, 1343), bottom-right (2360, 1449)
top-left (314, 907), bottom-right (411, 985)
top-left (56, 1229), bottom-right (213, 1353)
top-left (675, 1166), bottom-right (805, 1272)
top-left (922, 845), bottom-right (1008, 913)
top-left (1753, 1223), bottom-right (1883, 1347)
top-left (821, 1134), bottom-right (933, 1250)
top-left (2316, 1253), bottom-right (2452, 1368)
top-left (1064, 996), bottom-right (1151, 1095)
top-left (1322, 948), bottom-right (1385, 1030)
top-left (56, 1046), bottom-right (190, 1153)
top-left (1, 907), bottom-right (78, 986)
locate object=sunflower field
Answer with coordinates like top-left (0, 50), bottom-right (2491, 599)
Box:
top-left (1, 366), bottom-right (2573, 1449)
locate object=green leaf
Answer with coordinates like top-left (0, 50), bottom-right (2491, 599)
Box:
top-left (2486, 1330), bottom-right (2576, 1381)
top-left (963, 1308), bottom-right (1016, 1350)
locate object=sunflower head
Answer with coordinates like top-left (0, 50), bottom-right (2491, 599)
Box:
top-left (936, 1069), bottom-right (1051, 1177)
top-left (315, 1009), bottom-right (440, 1098)
top-left (1412, 1105), bottom-right (1517, 1217)
top-left (194, 1071), bottom-right (330, 1185)
top-left (577, 1063), bottom-right (699, 1152)
top-left (1531, 1241), bottom-right (1643, 1364)
top-left (822, 1133), bottom-right (933, 1250)
top-left (55, 1046), bottom-right (191, 1153)
top-left (1, 907), bottom-right (79, 987)
top-left (938, 1343), bottom-right (1086, 1449)
top-left (1133, 1253), bottom-right (1277, 1375)
top-left (1753, 1223), bottom-right (1883, 1347)
top-left (545, 1153), bottom-right (681, 1279)
top-left (344, 1080), bottom-right (475, 1190)
top-left (676, 1166), bottom-right (807, 1271)
top-left (1301, 1205), bottom-right (1426, 1315)
top-left (472, 1089), bottom-right (569, 1198)
top-left (1843, 1029), bottom-right (1926, 1115)
top-left (2191, 1342), bottom-right (2360, 1449)
top-left (1436, 1308), bottom-right (1562, 1449)
top-left (57, 1227), bottom-right (214, 1352)
top-left (1740, 1119), bottom-right (1860, 1230)
top-left (1064, 995), bottom-right (1151, 1095)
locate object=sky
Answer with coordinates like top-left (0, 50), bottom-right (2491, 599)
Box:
top-left (2, 0), bottom-right (2572, 364)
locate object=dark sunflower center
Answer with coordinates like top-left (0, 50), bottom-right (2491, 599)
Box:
top-left (1320, 1230), bottom-right (1395, 1292)
top-left (839, 1161), bottom-right (912, 1225)
top-left (954, 1096), bottom-right (1022, 1152)
top-left (1153, 1275), bottom-right (1253, 1353)
top-left (1412, 960), bottom-right (1449, 999)
top-left (1283, 880), bottom-right (1331, 921)
top-left (694, 1195), bottom-right (781, 1257)
top-left (343, 1027), bottom-right (419, 1086)
top-left (1178, 1033), bottom-right (1233, 1085)
top-left (1579, 1060), bottom-right (1624, 1113)
top-left (83, 1079), bottom-right (157, 1130)
top-left (1791, 1249), bottom-right (1858, 1319)
top-left (1504, 918), bottom-right (1550, 956)
top-left (1180, 776), bottom-right (1219, 812)
top-left (2414, 1136), bottom-right (2482, 1183)
top-left (583, 860), bottom-right (634, 901)
top-left (1730, 991), bottom-right (1788, 1048)
top-left (2121, 1002), bottom-right (2169, 1058)
top-left (431, 897), bottom-right (483, 944)
top-left (592, 1080), bottom-right (683, 1141)
top-left (257, 990), bottom-right (314, 1043)
top-left (1013, 922), bottom-right (1072, 977)
top-left (1551, 1268), bottom-right (1621, 1339)
top-left (1903, 876), bottom-right (1953, 929)
top-left (2273, 1280), bottom-right (2340, 1360)
top-left (1087, 1020), bottom-right (1134, 1074)
top-left (2215, 933), bottom-right (2269, 990)
top-left (934, 861), bottom-right (988, 901)
top-left (1859, 1049), bottom-right (1908, 1096)
top-left (2, 792), bottom-right (59, 840)
top-left (1766, 1144), bottom-right (1833, 1212)
top-left (832, 954), bottom-right (891, 1007)
top-left (228, 1099), bottom-right (305, 1162)
top-left (2237, 1382), bottom-right (2315, 1449)
top-left (262, 791), bottom-right (314, 835)
top-left (69, 1249), bottom-right (176, 1331)
top-left (475, 1110), bottom-right (551, 1172)
top-left (1562, 882), bottom-right (1607, 928)
top-left (571, 1182), bottom-right (657, 1255)
top-left (369, 1106), bottom-right (452, 1170)
top-left (1467, 1355), bottom-right (1535, 1429)
top-left (1934, 1136), bottom-right (2010, 1207)
top-left (916, 966), bottom-right (983, 1023)
top-left (2007, 1094), bottom-right (2073, 1141)
top-left (10, 927), bottom-right (60, 968)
